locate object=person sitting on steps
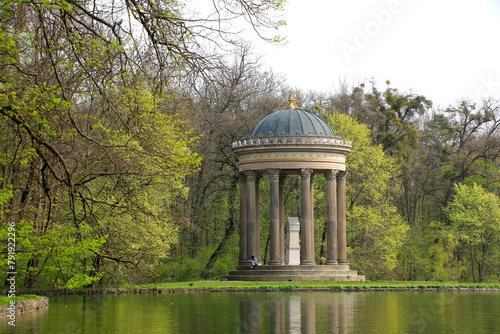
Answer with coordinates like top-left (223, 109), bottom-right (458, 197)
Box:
top-left (250, 255), bottom-right (259, 269)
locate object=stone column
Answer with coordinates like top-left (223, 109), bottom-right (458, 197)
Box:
top-left (300, 168), bottom-right (314, 265)
top-left (268, 169), bottom-right (281, 265)
top-left (239, 173), bottom-right (248, 265)
top-left (309, 174), bottom-right (315, 262)
top-left (337, 171), bottom-right (347, 265)
top-left (279, 174), bottom-right (286, 264)
top-left (324, 170), bottom-right (338, 265)
top-left (246, 170), bottom-right (260, 260)
top-left (256, 172), bottom-right (261, 245)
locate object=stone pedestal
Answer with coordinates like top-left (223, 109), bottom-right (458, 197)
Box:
top-left (286, 217), bottom-right (301, 265)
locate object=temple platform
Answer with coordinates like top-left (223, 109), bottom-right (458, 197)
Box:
top-left (222, 264), bottom-right (365, 282)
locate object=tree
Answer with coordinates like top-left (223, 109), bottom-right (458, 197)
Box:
top-left (327, 80), bottom-right (432, 160)
top-left (0, 0), bottom-right (285, 287)
top-left (387, 98), bottom-right (500, 281)
top-left (400, 99), bottom-right (500, 228)
top-left (171, 46), bottom-right (284, 279)
top-left (445, 183), bottom-right (500, 282)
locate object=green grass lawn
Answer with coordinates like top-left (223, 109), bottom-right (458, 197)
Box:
top-left (0, 294), bottom-right (43, 305)
top-left (1, 281), bottom-right (498, 298)
top-left (125, 280), bottom-right (500, 291)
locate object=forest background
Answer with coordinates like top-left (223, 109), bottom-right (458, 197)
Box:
top-left (1, 0), bottom-right (499, 289)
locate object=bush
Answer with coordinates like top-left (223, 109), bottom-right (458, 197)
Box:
top-left (177, 258), bottom-right (200, 281)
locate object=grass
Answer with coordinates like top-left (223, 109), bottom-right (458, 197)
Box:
top-left (124, 280), bottom-right (500, 291)
top-left (0, 294), bottom-right (43, 306)
top-left (2, 281), bottom-right (498, 296)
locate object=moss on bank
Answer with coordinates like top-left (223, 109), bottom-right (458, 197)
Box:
top-left (0, 294), bottom-right (43, 305)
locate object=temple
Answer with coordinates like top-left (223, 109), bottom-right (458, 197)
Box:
top-left (223, 96), bottom-right (365, 281)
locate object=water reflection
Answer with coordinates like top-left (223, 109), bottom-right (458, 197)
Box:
top-left (239, 292), bottom-right (351, 333)
top-left (4, 291), bottom-right (500, 333)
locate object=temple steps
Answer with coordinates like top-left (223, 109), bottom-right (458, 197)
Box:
top-left (222, 264), bottom-right (365, 282)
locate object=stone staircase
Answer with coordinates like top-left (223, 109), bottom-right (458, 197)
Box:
top-left (222, 264), bottom-right (365, 282)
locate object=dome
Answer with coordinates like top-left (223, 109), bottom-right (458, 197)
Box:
top-left (248, 108), bottom-right (336, 138)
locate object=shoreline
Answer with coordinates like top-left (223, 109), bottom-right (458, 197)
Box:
top-left (1, 286), bottom-right (500, 297)
top-left (0, 297), bottom-right (48, 316)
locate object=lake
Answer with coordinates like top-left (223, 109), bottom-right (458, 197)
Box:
top-left (3, 291), bottom-right (500, 333)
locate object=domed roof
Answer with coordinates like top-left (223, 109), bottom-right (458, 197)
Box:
top-left (248, 108), bottom-right (336, 138)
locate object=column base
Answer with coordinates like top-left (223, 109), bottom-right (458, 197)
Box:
top-left (269, 260), bottom-right (282, 265)
top-left (300, 260), bottom-right (316, 265)
top-left (338, 260), bottom-right (348, 265)
top-left (326, 260), bottom-right (338, 265)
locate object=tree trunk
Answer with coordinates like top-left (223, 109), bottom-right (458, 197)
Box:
top-left (319, 224), bottom-right (327, 264)
top-left (263, 234), bottom-right (270, 265)
top-left (200, 177), bottom-right (238, 279)
top-left (471, 244), bottom-right (476, 283)
top-left (24, 257), bottom-right (39, 289)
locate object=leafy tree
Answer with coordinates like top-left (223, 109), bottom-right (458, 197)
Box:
top-left (0, 0), bottom-right (285, 287)
top-left (397, 99), bottom-right (500, 229)
top-left (327, 81), bottom-right (432, 160)
top-left (445, 183), bottom-right (500, 282)
top-left (389, 99), bottom-right (499, 281)
top-left (173, 46), bottom-right (284, 279)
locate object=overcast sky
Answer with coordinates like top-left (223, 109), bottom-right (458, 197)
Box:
top-left (247, 0), bottom-right (500, 108)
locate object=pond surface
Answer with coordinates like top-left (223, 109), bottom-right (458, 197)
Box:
top-left (3, 291), bottom-right (500, 333)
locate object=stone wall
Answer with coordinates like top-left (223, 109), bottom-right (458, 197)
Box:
top-left (0, 297), bottom-right (49, 316)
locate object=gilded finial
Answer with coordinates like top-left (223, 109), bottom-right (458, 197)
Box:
top-left (288, 93), bottom-right (298, 109)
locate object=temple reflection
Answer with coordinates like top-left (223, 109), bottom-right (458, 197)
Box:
top-left (239, 292), bottom-right (352, 333)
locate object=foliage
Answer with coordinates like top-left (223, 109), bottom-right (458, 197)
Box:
top-left (0, 179), bottom-right (12, 215)
top-left (325, 81), bottom-right (432, 160)
top-left (426, 227), bottom-right (464, 281)
top-left (347, 204), bottom-right (408, 279)
top-left (367, 82), bottom-right (431, 160)
top-left (444, 183), bottom-right (500, 282)
top-left (322, 81), bottom-right (499, 282)
top-left (0, 0), bottom-right (284, 288)
top-left (159, 236), bottom-right (239, 281)
top-left (0, 0), bottom-right (498, 285)
top-left (174, 47), bottom-right (283, 278)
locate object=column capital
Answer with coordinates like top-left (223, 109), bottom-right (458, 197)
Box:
top-left (245, 170), bottom-right (260, 182)
top-left (300, 168), bottom-right (313, 180)
top-left (324, 169), bottom-right (339, 181)
top-left (337, 170), bottom-right (347, 183)
top-left (267, 168), bottom-right (281, 181)
top-left (238, 172), bottom-right (247, 184)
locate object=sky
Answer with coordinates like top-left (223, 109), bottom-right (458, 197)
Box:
top-left (247, 0), bottom-right (500, 108)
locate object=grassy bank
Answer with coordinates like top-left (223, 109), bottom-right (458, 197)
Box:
top-left (126, 280), bottom-right (500, 291)
top-left (3, 281), bottom-right (499, 296)
top-left (0, 294), bottom-right (43, 305)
